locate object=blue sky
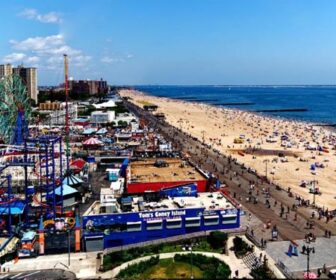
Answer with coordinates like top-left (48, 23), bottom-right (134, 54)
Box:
top-left (1, 0), bottom-right (336, 85)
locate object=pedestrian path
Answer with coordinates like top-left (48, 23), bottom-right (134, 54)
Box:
top-left (0, 269), bottom-right (73, 280)
top-left (2, 252), bottom-right (96, 279)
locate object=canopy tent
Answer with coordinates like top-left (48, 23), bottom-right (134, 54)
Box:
top-left (82, 128), bottom-right (97, 135)
top-left (83, 137), bottom-right (103, 146)
top-left (127, 141), bottom-right (141, 146)
top-left (62, 174), bottom-right (84, 186)
top-left (70, 158), bottom-right (87, 170)
top-left (100, 137), bottom-right (113, 144)
top-left (50, 184), bottom-right (78, 196)
top-left (0, 201), bottom-right (26, 215)
top-left (96, 127), bottom-right (108, 135)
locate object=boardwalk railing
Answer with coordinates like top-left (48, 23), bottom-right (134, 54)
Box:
top-left (276, 260), bottom-right (295, 279)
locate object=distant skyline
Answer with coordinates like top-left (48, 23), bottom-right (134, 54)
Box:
top-left (1, 0), bottom-right (336, 85)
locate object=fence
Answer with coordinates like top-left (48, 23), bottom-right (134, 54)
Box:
top-left (276, 260), bottom-right (295, 279)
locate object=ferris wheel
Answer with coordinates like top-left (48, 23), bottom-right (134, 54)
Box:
top-left (0, 74), bottom-right (31, 145)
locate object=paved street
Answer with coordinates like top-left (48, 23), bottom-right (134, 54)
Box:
top-left (2, 252), bottom-right (98, 279)
top-left (0, 269), bottom-right (75, 280)
top-left (266, 236), bottom-right (336, 272)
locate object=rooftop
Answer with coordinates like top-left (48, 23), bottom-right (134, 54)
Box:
top-left (84, 192), bottom-right (236, 216)
top-left (129, 158), bottom-right (206, 183)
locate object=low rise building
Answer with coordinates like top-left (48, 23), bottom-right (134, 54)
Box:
top-left (82, 188), bottom-right (240, 250)
top-left (126, 158), bottom-right (209, 193)
top-left (90, 111), bottom-right (115, 124)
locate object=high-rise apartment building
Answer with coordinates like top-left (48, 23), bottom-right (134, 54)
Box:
top-left (12, 65), bottom-right (38, 103)
top-left (0, 64), bottom-right (13, 79)
top-left (68, 78), bottom-right (108, 96)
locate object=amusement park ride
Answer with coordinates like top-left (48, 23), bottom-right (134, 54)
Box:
top-left (0, 55), bottom-right (80, 255)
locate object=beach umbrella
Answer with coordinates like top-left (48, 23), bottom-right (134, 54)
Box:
top-left (310, 164), bottom-right (316, 171)
top-left (82, 128), bottom-right (97, 135)
top-left (101, 137), bottom-right (113, 144)
top-left (83, 137), bottom-right (103, 145)
top-left (96, 127), bottom-right (108, 135)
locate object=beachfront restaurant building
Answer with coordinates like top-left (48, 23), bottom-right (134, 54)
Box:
top-left (82, 187), bottom-right (240, 251)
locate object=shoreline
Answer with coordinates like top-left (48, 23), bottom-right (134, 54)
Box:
top-left (122, 88), bottom-right (336, 133)
top-left (132, 86), bottom-right (336, 130)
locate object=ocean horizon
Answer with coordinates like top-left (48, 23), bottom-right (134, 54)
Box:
top-left (134, 85), bottom-right (336, 125)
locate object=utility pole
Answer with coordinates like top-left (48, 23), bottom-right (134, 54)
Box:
top-left (306, 246), bottom-right (315, 279)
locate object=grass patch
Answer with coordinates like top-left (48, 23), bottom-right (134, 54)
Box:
top-left (141, 259), bottom-right (203, 279)
top-left (116, 254), bottom-right (231, 279)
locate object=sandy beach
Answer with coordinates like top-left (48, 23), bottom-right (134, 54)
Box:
top-left (120, 89), bottom-right (336, 210)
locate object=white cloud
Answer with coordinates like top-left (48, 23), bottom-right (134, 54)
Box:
top-left (10, 34), bottom-right (64, 53)
top-left (26, 56), bottom-right (40, 63)
top-left (3, 53), bottom-right (26, 63)
top-left (19, 8), bottom-right (62, 24)
top-left (3, 53), bottom-right (40, 66)
top-left (101, 53), bottom-right (133, 64)
top-left (101, 56), bottom-right (124, 64)
top-left (3, 34), bottom-right (91, 70)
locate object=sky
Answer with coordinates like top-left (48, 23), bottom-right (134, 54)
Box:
top-left (1, 0), bottom-right (336, 85)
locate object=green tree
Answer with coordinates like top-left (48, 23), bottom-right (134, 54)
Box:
top-left (251, 264), bottom-right (276, 279)
top-left (216, 263), bottom-right (231, 279)
top-left (233, 236), bottom-right (253, 257)
top-left (207, 231), bottom-right (228, 250)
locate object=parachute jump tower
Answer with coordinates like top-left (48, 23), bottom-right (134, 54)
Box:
top-left (64, 54), bottom-right (70, 175)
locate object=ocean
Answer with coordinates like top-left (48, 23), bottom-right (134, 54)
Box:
top-left (134, 85), bottom-right (336, 125)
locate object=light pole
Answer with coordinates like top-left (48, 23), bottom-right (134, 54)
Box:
top-left (312, 180), bottom-right (316, 206)
top-left (263, 159), bottom-right (270, 181)
top-left (306, 246), bottom-right (315, 279)
top-left (68, 229), bottom-right (71, 266)
top-left (186, 244), bottom-right (194, 279)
